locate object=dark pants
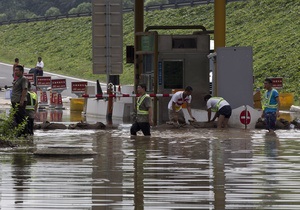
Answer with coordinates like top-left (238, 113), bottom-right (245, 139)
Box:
top-left (30, 68), bottom-right (43, 85)
top-left (130, 122), bottom-right (151, 136)
top-left (27, 118), bottom-right (34, 135)
top-left (265, 112), bottom-right (276, 131)
top-left (218, 105), bottom-right (232, 118)
top-left (12, 103), bottom-right (28, 136)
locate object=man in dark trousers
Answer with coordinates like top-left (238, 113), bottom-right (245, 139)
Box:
top-left (130, 84), bottom-right (153, 136)
top-left (11, 65), bottom-right (28, 136)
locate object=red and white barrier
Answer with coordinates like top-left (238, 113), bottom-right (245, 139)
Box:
top-left (82, 93), bottom-right (174, 98)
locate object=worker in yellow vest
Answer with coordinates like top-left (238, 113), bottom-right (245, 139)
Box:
top-left (204, 94), bottom-right (232, 129)
top-left (26, 82), bottom-right (38, 135)
top-left (262, 78), bottom-right (280, 134)
top-left (130, 84), bottom-right (153, 136)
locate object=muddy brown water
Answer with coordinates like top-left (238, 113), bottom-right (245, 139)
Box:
top-left (1, 123), bottom-right (300, 209)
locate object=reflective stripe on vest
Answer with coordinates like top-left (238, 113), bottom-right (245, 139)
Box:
top-left (263, 89), bottom-right (278, 109)
top-left (26, 92), bottom-right (37, 110)
top-left (211, 97), bottom-right (224, 112)
top-left (137, 94), bottom-right (149, 115)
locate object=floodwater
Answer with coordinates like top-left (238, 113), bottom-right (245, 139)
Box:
top-left (1, 108), bottom-right (300, 209)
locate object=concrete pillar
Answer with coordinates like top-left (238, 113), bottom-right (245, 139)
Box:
top-left (214, 0), bottom-right (226, 96)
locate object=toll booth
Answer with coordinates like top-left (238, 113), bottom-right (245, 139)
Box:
top-left (136, 29), bottom-right (210, 124)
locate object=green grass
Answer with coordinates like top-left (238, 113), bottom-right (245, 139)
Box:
top-left (0, 0), bottom-right (299, 97)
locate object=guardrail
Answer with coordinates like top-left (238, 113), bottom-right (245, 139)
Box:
top-left (0, 0), bottom-right (245, 26)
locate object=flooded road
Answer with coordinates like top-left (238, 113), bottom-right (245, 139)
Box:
top-left (1, 125), bottom-right (300, 209)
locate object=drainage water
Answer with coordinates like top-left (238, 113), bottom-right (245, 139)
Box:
top-left (1, 126), bottom-right (300, 209)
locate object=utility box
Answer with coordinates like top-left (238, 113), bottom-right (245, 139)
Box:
top-left (216, 47), bottom-right (253, 109)
top-left (138, 33), bottom-right (210, 123)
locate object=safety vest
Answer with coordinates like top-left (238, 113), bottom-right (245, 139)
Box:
top-left (26, 91), bottom-right (37, 110)
top-left (262, 89), bottom-right (278, 110)
top-left (211, 97), bottom-right (224, 112)
top-left (137, 94), bottom-right (150, 115)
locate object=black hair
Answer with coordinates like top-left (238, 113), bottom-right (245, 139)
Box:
top-left (185, 86), bottom-right (193, 92)
top-left (16, 65), bottom-right (24, 72)
top-left (204, 94), bottom-right (212, 101)
top-left (264, 78), bottom-right (272, 84)
top-left (138, 83), bottom-right (147, 91)
top-left (15, 58), bottom-right (19, 62)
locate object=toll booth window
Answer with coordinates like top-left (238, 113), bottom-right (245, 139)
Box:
top-left (172, 38), bottom-right (197, 49)
top-left (163, 61), bottom-right (183, 89)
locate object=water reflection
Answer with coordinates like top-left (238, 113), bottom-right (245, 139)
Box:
top-left (12, 152), bottom-right (33, 205)
top-left (261, 134), bottom-right (281, 208)
top-left (1, 128), bottom-right (300, 209)
top-left (35, 109), bottom-right (83, 122)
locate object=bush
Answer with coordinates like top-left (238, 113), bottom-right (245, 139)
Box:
top-left (45, 7), bottom-right (61, 17)
top-left (0, 108), bottom-right (27, 141)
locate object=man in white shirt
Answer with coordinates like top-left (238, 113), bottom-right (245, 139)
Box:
top-left (30, 57), bottom-right (44, 86)
top-left (204, 94), bottom-right (232, 129)
top-left (168, 86), bottom-right (195, 125)
top-left (35, 57), bottom-right (44, 76)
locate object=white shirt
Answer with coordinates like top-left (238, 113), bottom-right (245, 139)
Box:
top-left (168, 91), bottom-right (192, 112)
top-left (206, 97), bottom-right (229, 111)
top-left (36, 61), bottom-right (44, 69)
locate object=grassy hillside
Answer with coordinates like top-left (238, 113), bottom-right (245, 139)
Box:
top-left (0, 0), bottom-right (299, 96)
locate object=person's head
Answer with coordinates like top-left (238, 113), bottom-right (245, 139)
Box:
top-left (38, 57), bottom-right (42, 62)
top-left (15, 58), bottom-right (19, 63)
top-left (204, 94), bottom-right (212, 102)
top-left (184, 86), bottom-right (193, 96)
top-left (137, 84), bottom-right (147, 94)
top-left (264, 78), bottom-right (273, 90)
top-left (14, 65), bottom-right (24, 76)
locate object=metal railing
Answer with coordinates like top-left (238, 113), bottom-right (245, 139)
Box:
top-left (0, 0), bottom-right (245, 26)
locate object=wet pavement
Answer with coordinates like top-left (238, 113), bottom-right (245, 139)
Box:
top-left (2, 91), bottom-right (300, 209)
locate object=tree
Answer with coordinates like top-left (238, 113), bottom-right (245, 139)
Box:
top-left (123, 0), bottom-right (134, 8)
top-left (0, 13), bottom-right (8, 22)
top-left (145, 0), bottom-right (169, 7)
top-left (15, 10), bottom-right (38, 20)
top-left (45, 7), bottom-right (61, 17)
top-left (68, 2), bottom-right (91, 14)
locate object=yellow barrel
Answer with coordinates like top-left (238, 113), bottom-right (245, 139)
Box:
top-left (253, 90), bottom-right (262, 109)
top-left (70, 98), bottom-right (85, 112)
top-left (279, 93), bottom-right (294, 110)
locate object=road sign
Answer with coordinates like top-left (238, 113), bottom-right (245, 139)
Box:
top-left (23, 73), bottom-right (34, 83)
top-left (71, 82), bottom-right (88, 93)
top-left (92, 0), bottom-right (123, 75)
top-left (270, 77), bottom-right (283, 89)
top-left (240, 110), bottom-right (251, 125)
top-left (37, 76), bottom-right (51, 87)
top-left (51, 79), bottom-right (67, 90)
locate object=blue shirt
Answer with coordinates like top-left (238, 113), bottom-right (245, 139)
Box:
top-left (264, 89), bottom-right (279, 113)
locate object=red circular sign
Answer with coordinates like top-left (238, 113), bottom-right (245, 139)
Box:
top-left (240, 110), bottom-right (251, 125)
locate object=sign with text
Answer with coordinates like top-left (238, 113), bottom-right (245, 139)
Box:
top-left (37, 76), bottom-right (51, 87)
top-left (92, 0), bottom-right (123, 74)
top-left (71, 82), bottom-right (88, 93)
top-left (270, 77), bottom-right (283, 89)
top-left (51, 79), bottom-right (67, 90)
top-left (23, 73), bottom-right (34, 83)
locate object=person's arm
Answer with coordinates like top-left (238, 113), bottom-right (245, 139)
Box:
top-left (211, 112), bottom-right (218, 121)
top-left (207, 108), bottom-right (212, 122)
top-left (186, 103), bottom-right (195, 120)
top-left (20, 88), bottom-right (27, 106)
